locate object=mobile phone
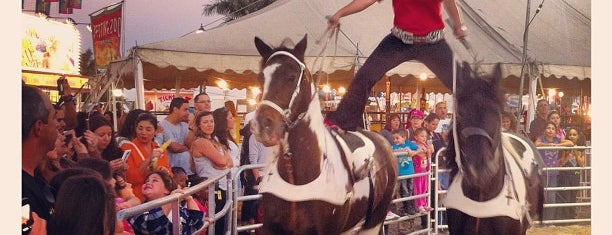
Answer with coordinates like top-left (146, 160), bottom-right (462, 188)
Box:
top-left (57, 76), bottom-right (65, 95)
top-left (121, 149), bottom-right (132, 162)
top-left (22, 198), bottom-right (33, 233)
top-left (64, 133), bottom-right (73, 146)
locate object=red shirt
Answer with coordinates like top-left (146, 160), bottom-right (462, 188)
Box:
top-left (392, 0), bottom-right (445, 36)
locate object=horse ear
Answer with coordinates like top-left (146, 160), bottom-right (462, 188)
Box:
top-left (490, 63), bottom-right (502, 86)
top-left (254, 37), bottom-right (273, 59)
top-left (457, 61), bottom-right (472, 90)
top-left (294, 34), bottom-right (307, 60)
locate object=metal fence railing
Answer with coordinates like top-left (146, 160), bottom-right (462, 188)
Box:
top-left (117, 145), bottom-right (591, 235)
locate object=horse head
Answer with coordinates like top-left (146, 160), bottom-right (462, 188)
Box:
top-left (251, 35), bottom-right (316, 147)
top-left (448, 62), bottom-right (506, 200)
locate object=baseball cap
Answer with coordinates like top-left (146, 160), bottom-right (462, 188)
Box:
top-left (410, 110), bottom-right (424, 119)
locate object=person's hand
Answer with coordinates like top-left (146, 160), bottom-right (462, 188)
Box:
top-left (59, 77), bottom-right (72, 96)
top-left (82, 130), bottom-right (99, 153)
top-left (109, 158), bottom-right (127, 172)
top-left (454, 25), bottom-right (467, 39)
top-left (72, 135), bottom-right (89, 155)
top-left (29, 212), bottom-right (46, 235)
top-left (327, 13), bottom-right (341, 30)
top-left (172, 187), bottom-right (194, 202)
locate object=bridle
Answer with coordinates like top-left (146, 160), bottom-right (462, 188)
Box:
top-left (260, 51), bottom-right (316, 129)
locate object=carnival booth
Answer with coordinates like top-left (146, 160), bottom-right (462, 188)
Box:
top-left (21, 13), bottom-right (89, 103)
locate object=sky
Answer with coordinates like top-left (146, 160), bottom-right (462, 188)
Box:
top-left (22, 0), bottom-right (223, 56)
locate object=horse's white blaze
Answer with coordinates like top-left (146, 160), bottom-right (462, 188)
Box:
top-left (261, 63), bottom-right (280, 98)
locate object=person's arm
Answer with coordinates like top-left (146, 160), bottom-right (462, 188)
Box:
top-left (184, 130), bottom-right (196, 148)
top-left (443, 0), bottom-right (467, 38)
top-left (248, 135), bottom-right (261, 179)
top-left (558, 139), bottom-right (575, 147)
top-left (328, 0), bottom-right (379, 29)
top-left (534, 137), bottom-right (544, 147)
top-left (59, 78), bottom-right (77, 129)
top-left (193, 139), bottom-right (233, 168)
top-left (167, 141), bottom-right (189, 153)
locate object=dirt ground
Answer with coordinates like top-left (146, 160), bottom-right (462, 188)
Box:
top-left (384, 219), bottom-right (591, 235)
top-left (526, 225), bottom-right (591, 235)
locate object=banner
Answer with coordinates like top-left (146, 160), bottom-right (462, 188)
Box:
top-left (90, 2), bottom-right (123, 69)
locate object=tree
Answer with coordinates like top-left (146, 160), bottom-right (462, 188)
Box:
top-left (203, 0), bottom-right (277, 23)
top-left (79, 49), bottom-right (96, 76)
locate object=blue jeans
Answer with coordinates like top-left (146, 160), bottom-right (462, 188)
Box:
top-left (544, 174), bottom-right (558, 220)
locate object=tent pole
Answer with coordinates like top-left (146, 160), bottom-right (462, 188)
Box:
top-left (517, 0), bottom-right (531, 133)
top-left (135, 55), bottom-right (145, 110)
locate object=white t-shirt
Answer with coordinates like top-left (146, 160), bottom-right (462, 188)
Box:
top-left (435, 118), bottom-right (452, 134)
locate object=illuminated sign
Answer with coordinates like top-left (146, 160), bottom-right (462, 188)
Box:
top-left (21, 13), bottom-right (81, 75)
top-left (22, 71), bottom-right (88, 88)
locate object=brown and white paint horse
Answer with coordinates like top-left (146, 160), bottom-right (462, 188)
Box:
top-left (250, 35), bottom-right (397, 235)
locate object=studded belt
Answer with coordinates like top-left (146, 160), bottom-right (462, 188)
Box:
top-left (391, 27), bottom-right (444, 44)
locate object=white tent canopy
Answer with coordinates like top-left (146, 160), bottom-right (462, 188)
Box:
top-left (108, 0), bottom-right (590, 109)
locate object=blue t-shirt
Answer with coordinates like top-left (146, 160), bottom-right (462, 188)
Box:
top-left (393, 141), bottom-right (418, 175)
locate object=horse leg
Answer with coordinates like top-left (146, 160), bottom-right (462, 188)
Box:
top-left (447, 209), bottom-right (468, 235)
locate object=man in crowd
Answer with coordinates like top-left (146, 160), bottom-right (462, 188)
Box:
top-left (185, 92), bottom-right (212, 148)
top-left (433, 101), bottom-right (451, 142)
top-left (529, 99), bottom-right (550, 142)
top-left (22, 84), bottom-right (60, 234)
top-left (158, 97), bottom-right (193, 176)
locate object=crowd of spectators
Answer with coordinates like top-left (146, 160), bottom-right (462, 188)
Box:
top-left (22, 78), bottom-right (590, 234)
top-left (22, 82), bottom-right (262, 235)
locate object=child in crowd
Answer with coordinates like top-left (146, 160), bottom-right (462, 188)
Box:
top-left (412, 127), bottom-right (434, 214)
top-left (128, 170), bottom-right (204, 235)
top-left (557, 127), bottom-right (586, 219)
top-left (534, 122), bottom-right (574, 220)
top-left (390, 128), bottom-right (419, 217)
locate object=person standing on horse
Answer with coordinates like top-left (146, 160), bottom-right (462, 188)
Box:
top-left (325, 0), bottom-right (467, 131)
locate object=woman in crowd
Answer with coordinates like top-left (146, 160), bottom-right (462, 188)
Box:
top-left (128, 170), bottom-right (204, 235)
top-left (88, 114), bottom-right (128, 173)
top-left (380, 113), bottom-right (402, 144)
top-left (116, 109), bottom-right (147, 146)
top-left (47, 174), bottom-right (117, 235)
top-left (213, 107), bottom-right (241, 180)
top-left (190, 110), bottom-right (234, 235)
top-left (120, 112), bottom-right (172, 201)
